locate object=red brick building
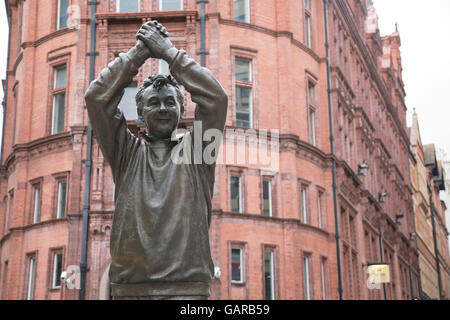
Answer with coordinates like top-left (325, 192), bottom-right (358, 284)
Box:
top-left (0, 0), bottom-right (419, 300)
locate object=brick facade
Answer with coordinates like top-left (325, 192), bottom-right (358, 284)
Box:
top-left (0, 0), bottom-right (433, 300)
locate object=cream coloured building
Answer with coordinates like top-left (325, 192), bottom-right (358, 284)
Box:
top-left (409, 112), bottom-right (450, 299)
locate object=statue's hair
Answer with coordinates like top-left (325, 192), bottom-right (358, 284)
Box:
top-left (135, 74), bottom-right (185, 117)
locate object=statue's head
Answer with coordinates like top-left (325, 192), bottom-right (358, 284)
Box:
top-left (136, 74), bottom-right (184, 139)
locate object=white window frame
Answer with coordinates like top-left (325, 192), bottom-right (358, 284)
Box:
top-left (27, 257), bottom-right (36, 300)
top-left (309, 108), bottom-right (316, 146)
top-left (248, 89), bottom-right (253, 129)
top-left (52, 253), bottom-right (63, 289)
top-left (307, 81), bottom-right (316, 147)
top-left (301, 187), bottom-right (307, 223)
top-left (54, 66), bottom-right (67, 89)
top-left (57, 0), bottom-right (69, 30)
top-left (234, 0), bottom-right (250, 23)
top-left (321, 259), bottom-right (326, 299)
top-left (56, 180), bottom-right (67, 219)
top-left (235, 86), bottom-right (253, 128)
top-left (307, 81), bottom-right (315, 105)
top-left (231, 248), bottom-right (243, 283)
top-left (305, 15), bottom-right (311, 48)
top-left (262, 179), bottom-right (272, 217)
top-left (32, 185), bottom-right (41, 224)
top-left (304, 256), bottom-right (311, 300)
top-left (4, 190), bottom-right (14, 235)
top-left (304, 0), bottom-right (312, 48)
top-left (235, 58), bottom-right (252, 82)
top-left (304, 0), bottom-right (311, 10)
top-left (235, 58), bottom-right (253, 128)
top-left (52, 93), bottom-right (65, 134)
top-left (159, 0), bottom-right (183, 11)
top-left (52, 66), bottom-right (67, 135)
top-left (116, 0), bottom-right (140, 12)
top-left (317, 191), bottom-right (322, 228)
top-left (230, 176), bottom-right (242, 213)
top-left (237, 178), bottom-right (242, 213)
top-left (264, 250), bottom-right (275, 300)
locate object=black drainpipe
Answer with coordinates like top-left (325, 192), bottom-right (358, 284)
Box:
top-left (408, 255), bottom-right (414, 299)
top-left (323, 0), bottom-right (343, 300)
top-left (197, 0), bottom-right (208, 67)
top-left (0, 6), bottom-right (12, 165)
top-left (378, 220), bottom-right (387, 299)
top-left (79, 0), bottom-right (98, 300)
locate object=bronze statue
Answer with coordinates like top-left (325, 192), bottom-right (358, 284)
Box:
top-left (85, 21), bottom-right (228, 300)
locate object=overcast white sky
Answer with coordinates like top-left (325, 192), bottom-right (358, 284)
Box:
top-left (0, 1), bottom-right (449, 157)
top-left (374, 0), bottom-right (450, 159)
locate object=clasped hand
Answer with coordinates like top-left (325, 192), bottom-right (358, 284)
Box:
top-left (136, 20), bottom-right (174, 61)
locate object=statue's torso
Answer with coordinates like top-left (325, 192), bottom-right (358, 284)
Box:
top-left (109, 132), bottom-right (214, 297)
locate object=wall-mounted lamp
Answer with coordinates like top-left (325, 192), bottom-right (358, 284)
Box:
top-left (378, 192), bottom-right (389, 204)
top-left (357, 163), bottom-right (369, 177)
top-left (395, 213), bottom-right (404, 226)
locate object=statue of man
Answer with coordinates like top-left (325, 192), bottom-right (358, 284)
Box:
top-left (85, 21), bottom-right (228, 300)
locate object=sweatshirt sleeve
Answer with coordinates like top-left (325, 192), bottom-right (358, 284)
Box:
top-left (169, 50), bottom-right (228, 192)
top-left (169, 50), bottom-right (228, 134)
top-left (84, 52), bottom-right (141, 180)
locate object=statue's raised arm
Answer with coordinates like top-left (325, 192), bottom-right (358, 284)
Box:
top-left (84, 37), bottom-right (152, 177)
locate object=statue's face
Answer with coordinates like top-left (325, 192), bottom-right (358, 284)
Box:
top-left (140, 85), bottom-right (181, 139)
